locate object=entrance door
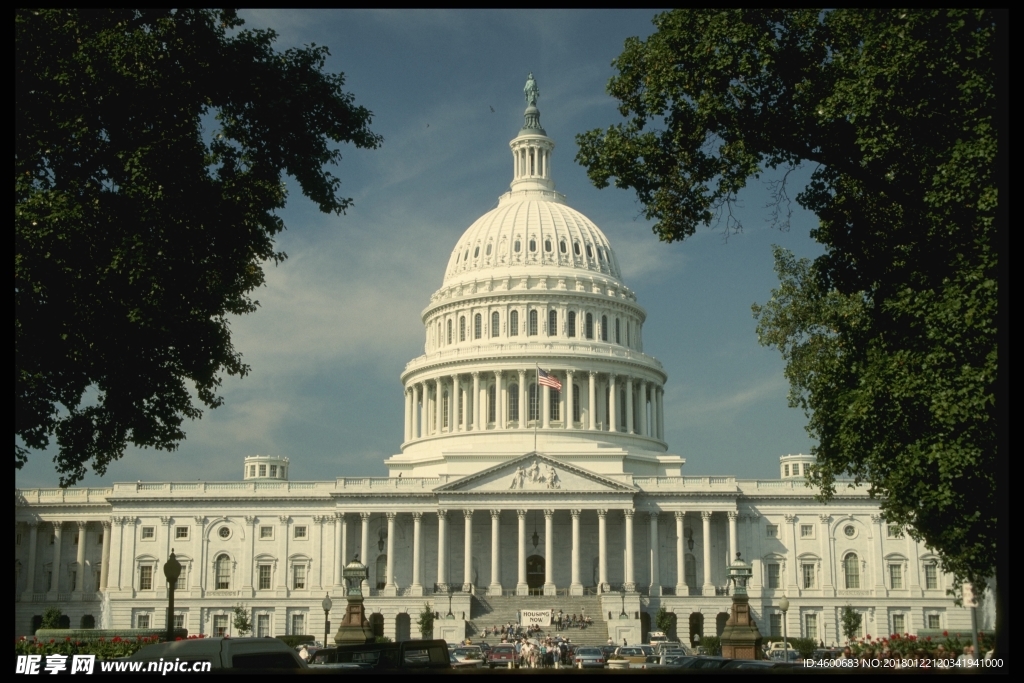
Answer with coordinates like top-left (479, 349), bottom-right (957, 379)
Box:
top-left (526, 555), bottom-right (545, 591)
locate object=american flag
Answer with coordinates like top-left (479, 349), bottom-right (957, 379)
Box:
top-left (537, 368), bottom-right (562, 391)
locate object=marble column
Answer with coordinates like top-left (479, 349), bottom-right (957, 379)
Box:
top-left (360, 513), bottom-right (370, 593)
top-left (410, 512), bottom-right (423, 596)
top-left (462, 510), bottom-right (474, 592)
top-left (461, 381), bottom-right (469, 432)
top-left (608, 375), bottom-right (617, 432)
top-left (75, 521), bottom-right (88, 594)
top-left (495, 371), bottom-right (505, 430)
top-left (624, 509), bottom-right (635, 592)
top-left (786, 514), bottom-right (800, 591)
top-left (701, 511), bottom-right (713, 595)
top-left (543, 509), bottom-right (555, 596)
top-left (384, 513), bottom-right (397, 596)
top-left (242, 516), bottom-right (256, 591)
top-left (451, 374), bottom-right (459, 432)
top-left (50, 522), bottom-right (63, 593)
top-left (649, 512), bottom-right (661, 596)
top-left (412, 385), bottom-right (421, 439)
top-left (542, 383), bottom-right (551, 429)
top-left (516, 510), bottom-right (528, 595)
top-left (650, 385), bottom-right (658, 439)
top-left (598, 510), bottom-right (609, 592)
top-left (588, 372), bottom-right (597, 430)
top-left (489, 510), bottom-right (501, 595)
top-left (657, 387), bottom-right (665, 440)
top-left (570, 510), bottom-right (583, 596)
top-left (405, 387), bottom-right (412, 441)
top-left (871, 514), bottom-right (886, 592)
top-left (100, 521), bottom-right (111, 590)
top-left (625, 378), bottom-right (634, 434)
top-left (24, 522), bottom-right (39, 595)
top-left (518, 370), bottom-right (527, 429)
top-left (565, 371), bottom-right (575, 428)
top-left (435, 379), bottom-right (443, 435)
top-left (675, 511), bottom-right (687, 596)
top-left (436, 510), bottom-right (448, 591)
top-left (728, 511), bottom-right (739, 569)
top-left (820, 515), bottom-right (833, 596)
top-left (638, 380), bottom-right (648, 436)
top-left (472, 372), bottom-right (481, 430)
top-left (334, 513), bottom-right (345, 586)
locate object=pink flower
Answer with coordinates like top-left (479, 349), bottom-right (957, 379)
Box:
top-left (943, 630), bottom-right (948, 637)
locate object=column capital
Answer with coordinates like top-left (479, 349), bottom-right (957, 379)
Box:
top-left (279, 515), bottom-right (291, 524)
top-left (490, 509), bottom-right (502, 519)
top-left (411, 511), bottom-right (423, 520)
top-left (589, 370), bottom-right (598, 378)
top-left (463, 509), bottom-right (474, 520)
top-left (160, 516), bottom-right (172, 526)
top-left (494, 370), bottom-right (503, 379)
top-left (335, 512), bottom-right (346, 522)
top-left (727, 510), bottom-right (739, 520)
top-left (193, 516), bottom-right (206, 526)
top-left (51, 521), bottom-right (64, 533)
top-left (472, 370), bottom-right (480, 378)
top-left (819, 514), bottom-right (832, 525)
top-left (870, 514), bottom-right (884, 525)
top-left (701, 511), bottom-right (712, 521)
top-left (674, 511), bottom-right (686, 521)
top-left (437, 509), bottom-right (448, 520)
top-left (623, 509), bottom-right (634, 519)
top-left (570, 509), bottom-right (582, 519)
top-left (543, 509), bottom-right (555, 519)
top-left (566, 369), bottom-right (574, 376)
top-left (516, 509), bottom-right (528, 519)
top-left (748, 512), bottom-right (761, 521)
top-left (649, 511), bottom-right (659, 521)
top-left (101, 520), bottom-right (112, 529)
top-left (359, 511), bottom-right (371, 521)
top-left (386, 511), bottom-right (397, 521)
top-left (77, 520), bottom-right (89, 529)
top-left (784, 514), bottom-right (797, 524)
top-left (244, 515), bottom-right (257, 525)
top-left (596, 509), bottom-right (608, 518)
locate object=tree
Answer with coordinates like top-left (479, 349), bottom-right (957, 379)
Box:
top-left (840, 606), bottom-right (862, 644)
top-left (655, 605), bottom-right (676, 641)
top-left (16, 9), bottom-right (382, 486)
top-left (232, 603), bottom-right (252, 637)
top-left (41, 607), bottom-right (64, 629)
top-left (576, 9), bottom-right (996, 593)
top-left (417, 603), bottom-right (434, 639)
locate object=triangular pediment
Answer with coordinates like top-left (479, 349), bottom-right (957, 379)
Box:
top-left (435, 452), bottom-right (636, 493)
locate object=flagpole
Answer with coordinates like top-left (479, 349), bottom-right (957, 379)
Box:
top-left (534, 364), bottom-right (539, 453)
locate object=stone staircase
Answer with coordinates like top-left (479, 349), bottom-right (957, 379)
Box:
top-left (467, 595), bottom-right (609, 647)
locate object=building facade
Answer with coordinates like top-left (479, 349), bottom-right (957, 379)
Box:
top-left (15, 78), bottom-right (968, 645)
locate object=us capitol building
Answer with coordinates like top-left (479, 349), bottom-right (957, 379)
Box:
top-left (15, 77), bottom-right (970, 646)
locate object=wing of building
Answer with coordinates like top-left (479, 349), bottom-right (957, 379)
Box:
top-left (15, 76), bottom-right (970, 646)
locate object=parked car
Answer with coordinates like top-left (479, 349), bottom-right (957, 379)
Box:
top-left (487, 644), bottom-right (518, 668)
top-left (677, 656), bottom-right (733, 670)
top-left (312, 639), bottom-right (450, 670)
top-left (722, 659), bottom-right (800, 670)
top-left (451, 646), bottom-right (486, 667)
top-left (572, 646), bottom-right (606, 669)
top-left (613, 646), bottom-right (647, 665)
top-left (127, 637), bottom-right (306, 670)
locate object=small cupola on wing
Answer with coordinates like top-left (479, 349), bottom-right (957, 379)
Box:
top-left (243, 454), bottom-right (290, 481)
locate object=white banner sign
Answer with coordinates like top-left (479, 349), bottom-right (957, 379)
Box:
top-left (520, 609), bottom-right (552, 627)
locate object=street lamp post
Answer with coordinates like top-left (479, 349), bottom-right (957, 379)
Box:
top-left (446, 585), bottom-right (454, 619)
top-left (162, 550), bottom-right (182, 643)
top-left (619, 588), bottom-right (627, 618)
top-left (779, 596), bottom-right (790, 662)
top-left (322, 593), bottom-right (333, 647)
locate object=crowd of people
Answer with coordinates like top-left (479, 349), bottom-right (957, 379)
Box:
top-left (482, 609), bottom-right (592, 642)
top-left (461, 635), bottom-right (576, 668)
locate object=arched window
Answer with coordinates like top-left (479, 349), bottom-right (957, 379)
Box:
top-left (529, 239), bottom-right (537, 252)
top-left (550, 388), bottom-right (561, 421)
top-left (459, 316), bottom-right (466, 342)
top-left (488, 384), bottom-right (496, 423)
top-left (559, 240), bottom-right (567, 253)
top-left (567, 311), bottom-right (576, 338)
top-left (586, 244), bottom-right (593, 258)
top-left (215, 554), bottom-right (231, 590)
top-left (601, 315), bottom-right (608, 341)
top-left (619, 389), bottom-right (627, 430)
top-left (615, 318), bottom-right (621, 344)
top-left (573, 384), bottom-right (581, 422)
top-left (443, 391), bottom-right (449, 429)
top-left (585, 312), bottom-right (594, 339)
top-left (598, 247), bottom-right (605, 262)
top-left (844, 553), bottom-right (861, 589)
top-left (544, 239), bottom-right (552, 252)
top-left (474, 246), bottom-right (479, 258)
top-left (508, 384), bottom-right (519, 422)
top-left (474, 313), bottom-right (482, 339)
top-left (528, 383), bottom-right (539, 422)
top-left (447, 320), bottom-right (452, 345)
top-left (491, 311), bottom-right (499, 337)
top-left (510, 310), bottom-right (519, 336)
top-left (528, 310), bottom-right (538, 336)
top-left (626, 321), bottom-right (631, 347)
top-left (548, 310), bottom-right (557, 336)
top-left (573, 241), bottom-right (581, 255)
top-left (514, 240), bottom-right (521, 253)
top-left (486, 243), bottom-right (492, 256)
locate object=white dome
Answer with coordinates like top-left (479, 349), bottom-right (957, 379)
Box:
top-left (442, 190), bottom-right (622, 287)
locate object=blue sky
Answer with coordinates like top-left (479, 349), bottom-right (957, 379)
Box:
top-left (16, 9), bottom-right (827, 488)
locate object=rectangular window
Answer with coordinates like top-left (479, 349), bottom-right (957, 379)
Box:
top-left (175, 526), bottom-right (189, 540)
top-left (141, 526), bottom-right (155, 540)
top-left (767, 563), bottom-right (781, 589)
top-left (293, 526), bottom-right (307, 539)
top-left (892, 613), bottom-right (905, 634)
top-left (927, 613), bottom-right (940, 630)
top-left (769, 613), bottom-right (782, 638)
top-left (259, 565), bottom-right (272, 590)
top-left (889, 564), bottom-right (903, 589)
top-left (804, 613), bottom-right (817, 640)
top-left (784, 464), bottom-right (790, 476)
top-left (259, 464), bottom-right (267, 477)
top-left (174, 613), bottom-right (186, 630)
top-left (260, 526), bottom-right (274, 540)
top-left (139, 565), bottom-right (153, 591)
top-left (213, 614), bottom-right (228, 637)
top-left (802, 563), bottom-right (815, 589)
top-left (293, 565), bottom-right (306, 590)
top-left (924, 564), bottom-right (938, 590)
top-left (257, 614), bottom-right (270, 638)
top-left (800, 524), bottom-right (814, 538)
top-left (136, 613), bottom-right (150, 629)
top-left (291, 613), bottom-right (305, 636)
top-left (887, 524), bottom-right (903, 539)
top-left (270, 465), bottom-right (277, 477)
top-left (766, 525), bottom-right (779, 538)
top-left (175, 572), bottom-right (186, 590)
top-left (98, 532), bottom-right (103, 545)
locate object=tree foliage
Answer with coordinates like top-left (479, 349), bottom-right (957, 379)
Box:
top-left (232, 603), bottom-right (252, 637)
top-left (576, 10), bottom-right (996, 592)
top-left (840, 606), bottom-right (862, 643)
top-left (16, 9), bottom-right (382, 485)
top-left (418, 603), bottom-right (434, 639)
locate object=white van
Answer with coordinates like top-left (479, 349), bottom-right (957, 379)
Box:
top-left (127, 637), bottom-right (307, 671)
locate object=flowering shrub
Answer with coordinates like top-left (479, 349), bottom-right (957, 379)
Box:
top-left (14, 634), bottom-right (205, 659)
top-left (846, 630), bottom-right (995, 658)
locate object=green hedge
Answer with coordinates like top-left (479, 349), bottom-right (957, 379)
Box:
top-left (34, 628), bottom-right (187, 642)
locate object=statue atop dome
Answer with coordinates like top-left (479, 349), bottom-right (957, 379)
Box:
top-left (524, 72), bottom-right (539, 107)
